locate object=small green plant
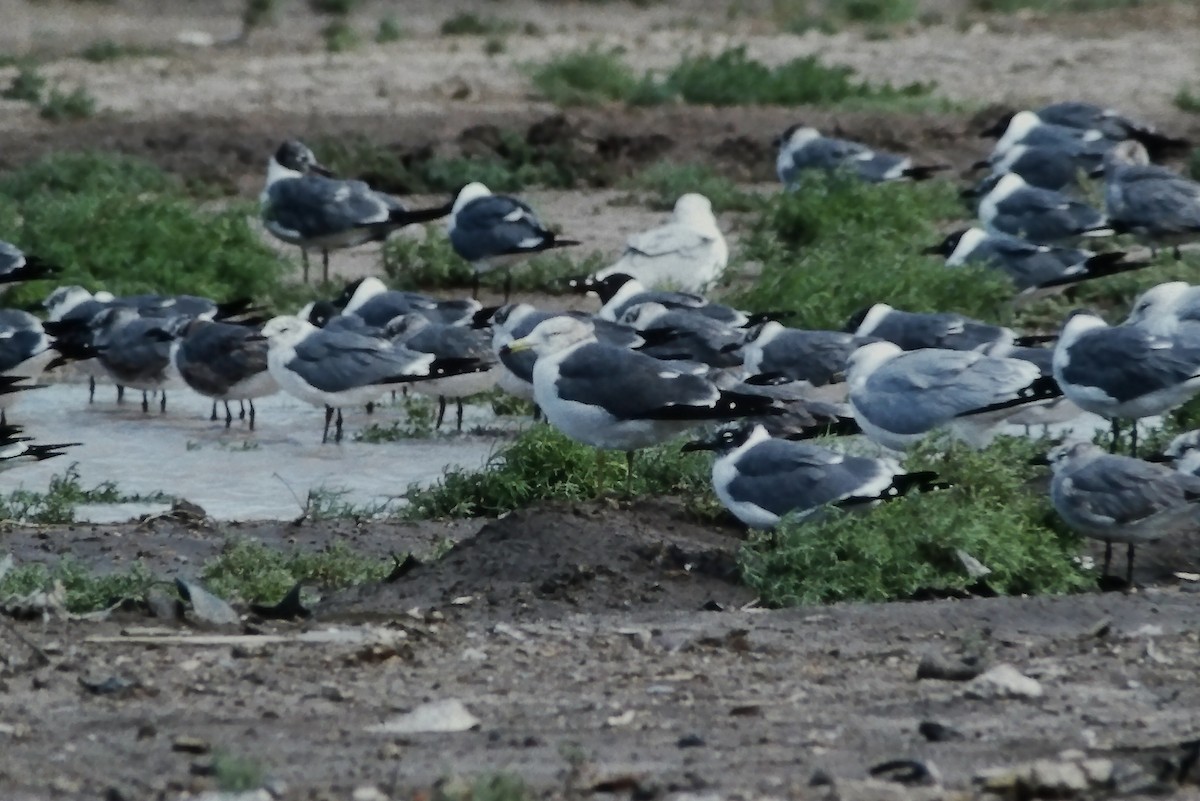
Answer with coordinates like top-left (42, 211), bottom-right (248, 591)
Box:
top-left (400, 425), bottom-right (713, 519)
top-left (79, 39), bottom-right (162, 62)
top-left (212, 751), bottom-right (265, 793)
top-left (528, 46), bottom-right (642, 106)
top-left (435, 773), bottom-right (533, 801)
top-left (376, 14), bottom-right (404, 43)
top-left (355, 395), bottom-right (437, 441)
top-left (970, 0), bottom-right (1165, 11)
top-left (440, 12), bottom-right (517, 36)
top-left (200, 540), bottom-right (391, 603)
top-left (0, 464), bottom-right (170, 524)
top-left (309, 0), bottom-right (357, 14)
top-left (300, 487), bottom-right (398, 521)
top-left (242, 0), bottom-right (277, 33)
top-left (39, 85), bottom-right (96, 121)
top-left (1175, 86), bottom-right (1200, 114)
top-left (778, 0), bottom-right (918, 31)
top-left (622, 162), bottom-right (761, 213)
top-left (484, 36), bottom-right (507, 56)
top-left (2, 64), bottom-right (46, 102)
top-left (739, 436), bottom-right (1091, 605)
top-left (322, 20), bottom-right (360, 52)
top-left (0, 558), bottom-right (158, 612)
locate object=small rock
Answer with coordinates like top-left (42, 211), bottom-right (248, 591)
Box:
top-left (917, 653), bottom-right (985, 682)
top-left (171, 735), bottom-right (211, 754)
top-left (79, 675), bottom-right (138, 698)
top-left (366, 699), bottom-right (480, 734)
top-left (869, 759), bottom-right (942, 787)
top-left (352, 786), bottom-right (390, 801)
top-left (175, 579), bottom-right (238, 627)
top-left (1029, 760), bottom-right (1089, 794)
top-left (677, 734), bottom-right (705, 748)
top-left (918, 721), bottom-right (963, 742)
top-left (963, 664), bottom-right (1042, 700)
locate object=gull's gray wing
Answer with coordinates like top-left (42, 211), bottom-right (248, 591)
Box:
top-left (286, 329), bottom-right (434, 393)
top-left (857, 350), bottom-right (1040, 434)
top-left (625, 223), bottom-right (713, 259)
top-left (637, 310), bottom-right (744, 367)
top-left (727, 439), bottom-right (890, 517)
top-left (176, 322), bottom-right (269, 395)
top-left (968, 234), bottom-right (1091, 288)
top-left (1058, 326), bottom-right (1200, 402)
top-left (552, 342), bottom-right (719, 420)
top-left (993, 146), bottom-right (1105, 192)
top-left (991, 188), bottom-right (1107, 243)
top-left (1058, 456), bottom-right (1200, 525)
top-left (865, 310), bottom-right (1011, 353)
top-left (263, 175), bottom-right (390, 240)
top-left (398, 324), bottom-right (492, 362)
top-left (450, 195), bottom-right (551, 261)
top-left (608, 289), bottom-right (710, 321)
top-left (758, 330), bottom-right (867, 385)
top-left (97, 318), bottom-right (175, 382)
top-left (1106, 166), bottom-right (1200, 235)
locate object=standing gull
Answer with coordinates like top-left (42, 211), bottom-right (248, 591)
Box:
top-left (87, 308), bottom-right (189, 413)
top-left (386, 314), bottom-right (497, 431)
top-left (774, 124), bottom-right (947, 187)
top-left (1103, 140), bottom-right (1200, 257)
top-left (260, 140), bottom-right (453, 283)
top-left (448, 182), bottom-right (579, 300)
top-left (976, 173), bottom-right (1113, 244)
top-left (594, 194), bottom-right (727, 292)
top-left (501, 316), bottom-right (778, 482)
top-left (683, 423), bottom-right (940, 529)
top-left (171, 319), bottom-right (279, 429)
top-left (846, 341), bottom-right (1060, 451)
top-left (261, 315), bottom-right (488, 443)
top-left (1052, 310), bottom-right (1200, 455)
top-left (1045, 441), bottom-right (1200, 584)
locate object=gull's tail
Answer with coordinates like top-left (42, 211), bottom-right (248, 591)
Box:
top-left (0, 255), bottom-right (59, 285)
top-left (389, 200), bottom-right (456, 227)
top-left (954, 374), bottom-right (1063, 418)
top-left (839, 470), bottom-right (950, 509)
top-left (646, 390), bottom-right (782, 422)
top-left (901, 164), bottom-right (951, 181)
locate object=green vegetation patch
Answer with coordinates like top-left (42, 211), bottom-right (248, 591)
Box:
top-left (200, 540), bottom-right (390, 604)
top-left (0, 464), bottom-right (170, 525)
top-left (440, 12), bottom-right (517, 37)
top-left (739, 436), bottom-right (1091, 605)
top-left (971, 0), bottom-right (1173, 12)
top-left (621, 161), bottom-right (762, 213)
top-left (401, 425), bottom-right (712, 519)
top-left (0, 558), bottom-right (158, 613)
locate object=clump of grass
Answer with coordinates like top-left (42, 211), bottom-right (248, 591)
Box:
top-left (0, 558), bottom-right (158, 613)
top-left (354, 395), bottom-right (437, 441)
top-left (321, 19), bottom-right (360, 52)
top-left (2, 64), bottom-right (46, 102)
top-left (376, 14), bottom-right (404, 43)
top-left (1175, 86), bottom-right (1200, 114)
top-left (622, 161), bottom-right (761, 213)
top-left (212, 751), bottom-right (266, 793)
top-left (528, 46), bottom-right (644, 106)
top-left (200, 540), bottom-right (391, 603)
top-left (39, 85), bottom-right (96, 121)
top-left (739, 436), bottom-right (1091, 605)
top-left (435, 773), bottom-right (533, 801)
top-left (0, 464), bottom-right (170, 524)
top-left (734, 173), bottom-right (1011, 328)
top-left (299, 487), bottom-right (398, 522)
top-left (242, 0), bottom-right (277, 34)
top-left (440, 12), bottom-right (517, 36)
top-left (484, 37), bottom-right (507, 56)
top-left (970, 0), bottom-right (1163, 11)
top-left (79, 39), bottom-right (163, 62)
top-left (309, 0), bottom-right (357, 14)
top-left (779, 0), bottom-right (918, 31)
top-left (400, 425), bottom-right (712, 519)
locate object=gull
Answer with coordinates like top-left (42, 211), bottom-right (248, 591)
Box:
top-left (847, 341), bottom-right (1061, 451)
top-left (171, 319), bottom-right (279, 429)
top-left (333, 277), bottom-right (491, 328)
top-left (618, 302), bottom-right (745, 368)
top-left (0, 423), bottom-right (76, 473)
top-left (682, 423), bottom-right (941, 529)
top-left (594, 194), bottom-right (726, 292)
top-left (1104, 140), bottom-right (1200, 257)
top-left (976, 173), bottom-right (1113, 245)
top-left (981, 110), bottom-right (1108, 158)
top-left (983, 102), bottom-right (1190, 160)
top-left (846, 302), bottom-right (1034, 354)
top-left (88, 307), bottom-right (189, 413)
top-left (1052, 310), bottom-right (1200, 455)
top-left (740, 321), bottom-right (874, 398)
top-left (501, 316), bottom-right (779, 482)
top-left (385, 314), bottom-right (497, 431)
top-left (260, 140), bottom-right (452, 283)
top-left (1044, 441), bottom-right (1200, 584)
top-left (1157, 430), bottom-right (1200, 477)
top-left (970, 142), bottom-right (1108, 193)
top-left (261, 315), bottom-right (488, 443)
top-left (1123, 281), bottom-right (1200, 336)
top-left (922, 226), bottom-right (1149, 293)
top-left (0, 241), bottom-right (57, 285)
top-left (774, 124), bottom-right (947, 187)
top-left (569, 272), bottom-right (766, 326)
top-left (448, 182), bottom-right (579, 300)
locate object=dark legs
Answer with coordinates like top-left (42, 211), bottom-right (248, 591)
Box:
top-left (210, 401), bottom-right (218, 422)
top-left (160, 391), bottom-right (167, 413)
top-left (503, 271), bottom-right (512, 304)
top-left (365, 401), bottom-right (375, 415)
top-left (141, 391), bottom-right (149, 413)
top-left (335, 407), bottom-right (344, 442)
top-left (301, 249), bottom-right (310, 283)
top-left (239, 400), bottom-right (246, 420)
top-left (456, 399), bottom-right (464, 432)
top-left (1129, 423), bottom-right (1138, 457)
top-left (322, 250), bottom-right (330, 284)
top-left (1108, 418), bottom-right (1120, 454)
top-left (89, 376), bottom-right (95, 403)
top-left (116, 385), bottom-right (125, 404)
top-left (436, 396), bottom-right (447, 429)
top-left (322, 405), bottom-right (334, 443)
top-left (248, 400), bottom-right (256, 431)
top-left (1100, 541), bottom-right (1136, 587)
top-left (224, 401), bottom-right (233, 428)
top-left (1102, 540), bottom-right (1113, 576)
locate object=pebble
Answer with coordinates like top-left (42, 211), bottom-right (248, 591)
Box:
top-left (962, 664), bottom-right (1043, 700)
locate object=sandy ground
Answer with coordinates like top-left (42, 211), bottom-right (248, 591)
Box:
top-left (3, 2), bottom-right (1200, 799)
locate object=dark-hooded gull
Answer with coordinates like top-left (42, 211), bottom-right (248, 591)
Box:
top-left (500, 315), bottom-right (778, 480)
top-left (846, 302), bottom-right (1031, 354)
top-left (333, 277), bottom-right (489, 328)
top-left (0, 241), bottom-right (57, 285)
top-left (448, 182), bottom-right (579, 300)
top-left (85, 307), bottom-right (190, 413)
top-left (981, 110), bottom-right (1107, 159)
top-left (594, 194), bottom-right (726, 292)
top-left (262, 314), bottom-right (489, 443)
top-left (385, 313), bottom-right (497, 431)
top-left (922, 226), bottom-right (1148, 293)
top-left (1156, 429), bottom-right (1200, 477)
top-left (260, 140), bottom-right (452, 283)
top-left (740, 321), bottom-right (873, 398)
top-left (774, 124), bottom-right (947, 187)
top-left (846, 341), bottom-right (1060, 451)
top-left (976, 173), bottom-right (1113, 244)
top-left (569, 272), bottom-right (765, 327)
top-left (983, 102), bottom-right (1190, 160)
top-left (1045, 441), bottom-right (1200, 584)
top-left (618, 302), bottom-right (745, 368)
top-left (1052, 310), bottom-right (1200, 455)
top-left (171, 319), bottom-right (279, 429)
top-left (682, 422), bottom-right (941, 529)
top-left (1104, 140), bottom-right (1200, 257)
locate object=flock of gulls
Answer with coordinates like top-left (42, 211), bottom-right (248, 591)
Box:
top-left (3, 99), bottom-right (1200, 587)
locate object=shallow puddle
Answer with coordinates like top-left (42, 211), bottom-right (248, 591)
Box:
top-left (3, 382), bottom-right (515, 521)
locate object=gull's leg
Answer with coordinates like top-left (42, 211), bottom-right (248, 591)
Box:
top-left (301, 249), bottom-right (310, 283)
top-left (160, 391), bottom-right (167, 414)
top-left (1126, 544), bottom-right (1136, 587)
top-left (322, 405), bottom-right (333, 444)
top-left (239, 400), bottom-right (246, 420)
top-left (89, 376), bottom-right (96, 403)
top-left (1102, 540), bottom-right (1113, 577)
top-left (365, 401), bottom-right (375, 415)
top-left (625, 450), bottom-right (635, 497)
top-left (435, 396), bottom-right (447, 430)
top-left (1108, 418), bottom-right (1120, 454)
top-left (322, 250), bottom-right (330, 284)
top-left (210, 401), bottom-right (218, 422)
top-left (1129, 423), bottom-right (1139, 458)
top-left (503, 271), bottom-right (512, 304)
top-left (249, 400), bottom-right (256, 431)
top-left (117, 385), bottom-right (125, 404)
top-left (224, 402), bottom-right (233, 428)
top-left (141, 391), bottom-right (149, 413)
top-left (456, 399), bottom-right (464, 432)
top-left (532, 404), bottom-right (542, 422)
top-left (334, 407), bottom-right (344, 443)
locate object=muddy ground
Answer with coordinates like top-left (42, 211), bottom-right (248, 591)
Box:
top-left (4, 0), bottom-right (1200, 799)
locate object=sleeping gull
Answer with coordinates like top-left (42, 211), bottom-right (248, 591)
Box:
top-left (171, 319), bottom-right (279, 429)
top-left (970, 142), bottom-right (1108, 193)
top-left (846, 341), bottom-right (1060, 451)
top-left (448, 182), bottom-right (579, 300)
top-left (982, 102), bottom-right (1189, 160)
top-left (976, 173), bottom-right (1113, 244)
top-left (740, 321), bottom-right (874, 398)
top-left (334, 277), bottom-right (490, 328)
top-left (569, 272), bottom-right (767, 327)
top-left (260, 140), bottom-right (452, 283)
top-left (1104, 140), bottom-right (1200, 257)
top-left (682, 423), bottom-right (941, 529)
top-left (846, 302), bottom-right (1035, 354)
top-left (385, 313), bottom-right (497, 431)
top-left (922, 226), bottom-right (1148, 293)
top-left (500, 316), bottom-right (778, 482)
top-left (1156, 429), bottom-right (1200, 477)
top-left (619, 302), bottom-right (745, 368)
top-left (261, 315), bottom-right (488, 443)
top-left (594, 193), bottom-right (726, 292)
top-left (1123, 281), bottom-right (1200, 336)
top-left (1044, 441), bottom-right (1200, 584)
top-left (1052, 310), bottom-right (1200, 455)
top-left (982, 110), bottom-right (1107, 158)
top-left (0, 241), bottom-right (57, 285)
top-left (774, 124), bottom-right (947, 186)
